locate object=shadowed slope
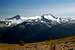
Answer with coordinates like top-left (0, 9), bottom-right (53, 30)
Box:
top-left (0, 21), bottom-right (75, 43)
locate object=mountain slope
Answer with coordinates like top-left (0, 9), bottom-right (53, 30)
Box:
top-left (1, 20), bottom-right (75, 43)
top-left (0, 14), bottom-right (75, 43)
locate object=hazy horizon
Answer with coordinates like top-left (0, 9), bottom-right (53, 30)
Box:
top-left (0, 0), bottom-right (75, 17)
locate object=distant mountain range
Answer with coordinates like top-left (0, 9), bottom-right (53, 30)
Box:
top-left (0, 13), bottom-right (75, 27)
top-left (0, 13), bottom-right (75, 43)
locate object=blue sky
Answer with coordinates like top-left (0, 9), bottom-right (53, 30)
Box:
top-left (0, 0), bottom-right (75, 17)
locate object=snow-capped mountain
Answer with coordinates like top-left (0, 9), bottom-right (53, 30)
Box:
top-left (20, 13), bottom-right (75, 28)
top-left (1, 13), bottom-right (75, 43)
top-left (0, 15), bottom-right (23, 26)
top-left (0, 13), bottom-right (75, 27)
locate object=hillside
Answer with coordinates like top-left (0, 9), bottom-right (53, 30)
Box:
top-left (0, 36), bottom-right (75, 50)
